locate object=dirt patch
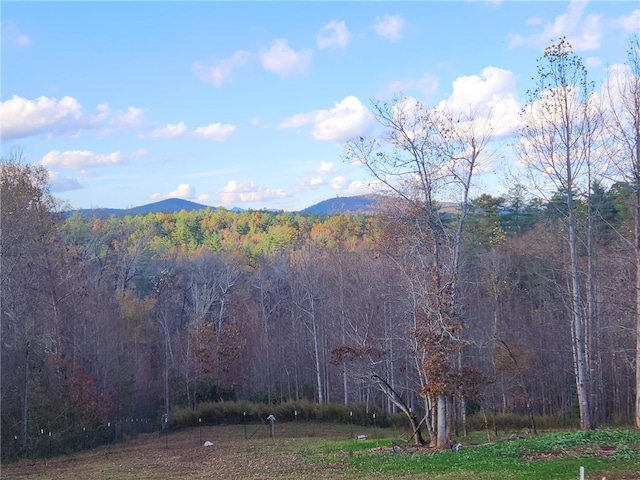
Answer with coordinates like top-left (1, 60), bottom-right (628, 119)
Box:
top-left (523, 444), bottom-right (640, 480)
top-left (523, 444), bottom-right (616, 461)
top-left (0, 424), bottom-right (359, 480)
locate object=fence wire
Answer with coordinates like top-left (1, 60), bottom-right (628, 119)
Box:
top-left (2, 418), bottom-right (158, 462)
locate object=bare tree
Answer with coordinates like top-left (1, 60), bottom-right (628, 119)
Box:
top-left (517, 38), bottom-right (599, 429)
top-left (345, 94), bottom-right (496, 447)
top-left (602, 35), bottom-right (640, 427)
top-left (152, 252), bottom-right (185, 417)
top-left (289, 243), bottom-right (327, 404)
top-left (252, 255), bottom-right (286, 404)
top-left (1, 154), bottom-right (64, 449)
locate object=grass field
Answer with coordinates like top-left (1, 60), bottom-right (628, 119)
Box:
top-left (1, 423), bottom-right (638, 479)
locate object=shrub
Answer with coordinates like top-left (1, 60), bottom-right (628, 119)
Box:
top-left (169, 401), bottom-right (390, 429)
top-left (465, 411), bottom-right (579, 434)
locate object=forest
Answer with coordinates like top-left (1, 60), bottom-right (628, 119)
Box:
top-left (1, 38), bottom-right (639, 458)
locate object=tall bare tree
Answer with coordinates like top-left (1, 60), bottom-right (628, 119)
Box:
top-left (289, 243), bottom-right (327, 404)
top-left (602, 35), bottom-right (640, 427)
top-left (345, 95), bottom-right (495, 447)
top-left (517, 39), bottom-right (598, 430)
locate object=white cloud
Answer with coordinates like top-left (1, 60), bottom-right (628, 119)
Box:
top-left (149, 121), bottom-right (187, 139)
top-left (41, 150), bottom-right (124, 169)
top-left (614, 9), bottom-right (640, 33)
top-left (437, 66), bottom-right (521, 137)
top-left (330, 176), bottom-right (347, 190)
top-left (219, 180), bottom-right (288, 204)
top-left (193, 122), bottom-right (236, 141)
top-left (519, 83), bottom-right (599, 169)
top-left (313, 97), bottom-right (375, 142)
top-left (193, 50), bottom-right (251, 87)
top-left (260, 39), bottom-right (312, 77)
top-left (441, 67), bottom-right (517, 112)
top-left (1, 95), bottom-right (83, 140)
top-left (509, 0), bottom-right (602, 51)
top-left (279, 96), bottom-right (374, 143)
top-left (391, 95), bottom-right (422, 120)
top-left (296, 176), bottom-right (324, 191)
top-left (317, 20), bottom-right (351, 50)
top-left (151, 183), bottom-right (209, 202)
top-left (131, 148), bottom-right (148, 159)
top-left (599, 62), bottom-right (635, 117)
top-left (328, 177), bottom-right (371, 196)
top-left (148, 121), bottom-right (235, 141)
top-left (295, 161), bottom-right (336, 192)
top-left (526, 17), bottom-right (541, 27)
top-left (387, 69), bottom-right (520, 148)
top-left (372, 15), bottom-right (405, 43)
top-left (47, 171), bottom-right (82, 192)
top-left (1, 22), bottom-right (31, 48)
top-left (168, 184), bottom-right (195, 199)
top-left (385, 73), bottom-right (439, 100)
top-left (585, 56), bottom-right (602, 68)
top-left (114, 107), bottom-right (145, 128)
top-left (92, 103), bottom-right (110, 124)
top-left (318, 161), bottom-right (335, 174)
top-left (337, 179), bottom-right (372, 195)
top-left (195, 39), bottom-right (313, 85)
top-left (1, 95), bottom-right (146, 140)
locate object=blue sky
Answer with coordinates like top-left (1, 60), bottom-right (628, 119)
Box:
top-left (2, 1), bottom-right (638, 211)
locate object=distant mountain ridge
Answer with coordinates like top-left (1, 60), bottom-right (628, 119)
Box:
top-left (67, 198), bottom-right (216, 217)
top-left (298, 194), bottom-right (382, 214)
top-left (66, 195), bottom-right (383, 217)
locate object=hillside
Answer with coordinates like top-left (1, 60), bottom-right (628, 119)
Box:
top-left (299, 194), bottom-right (383, 214)
top-left (67, 195), bottom-right (383, 217)
top-left (66, 195), bottom-right (463, 217)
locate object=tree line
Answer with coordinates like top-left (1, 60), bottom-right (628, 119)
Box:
top-left (1, 159), bottom-right (636, 451)
top-left (1, 37), bottom-right (639, 457)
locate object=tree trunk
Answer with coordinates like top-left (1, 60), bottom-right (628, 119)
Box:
top-left (372, 374), bottom-right (426, 446)
top-left (163, 328), bottom-right (170, 416)
top-left (436, 395), bottom-right (449, 449)
top-left (635, 187), bottom-right (640, 428)
top-left (22, 348), bottom-right (29, 450)
top-left (567, 203), bottom-right (593, 430)
top-left (632, 38), bottom-right (640, 430)
top-left (408, 413), bottom-right (426, 446)
top-left (311, 307), bottom-right (323, 404)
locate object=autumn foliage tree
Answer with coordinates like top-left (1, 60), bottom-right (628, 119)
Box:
top-left (344, 92), bottom-right (495, 447)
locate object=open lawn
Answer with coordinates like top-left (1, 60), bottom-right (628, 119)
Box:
top-left (1, 423), bottom-right (638, 479)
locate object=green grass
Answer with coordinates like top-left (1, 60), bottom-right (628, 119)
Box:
top-left (308, 429), bottom-right (640, 480)
top-left (2, 424), bottom-right (638, 479)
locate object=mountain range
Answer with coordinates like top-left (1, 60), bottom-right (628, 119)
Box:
top-left (65, 194), bottom-right (385, 217)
